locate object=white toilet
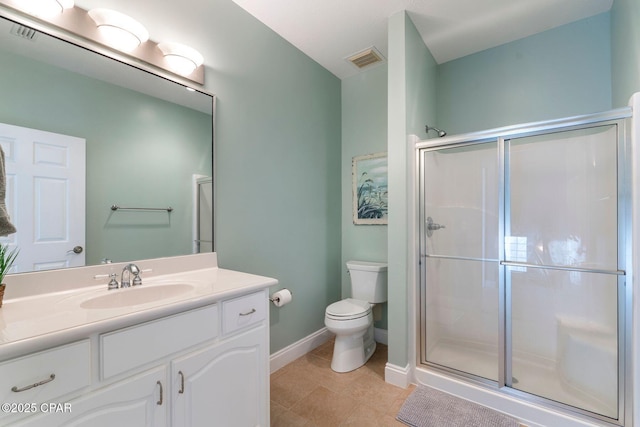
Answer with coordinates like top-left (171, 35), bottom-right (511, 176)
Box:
top-left (324, 260), bottom-right (388, 373)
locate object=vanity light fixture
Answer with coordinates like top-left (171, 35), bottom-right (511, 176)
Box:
top-left (88, 8), bottom-right (149, 52)
top-left (14, 0), bottom-right (74, 18)
top-left (157, 42), bottom-right (204, 77)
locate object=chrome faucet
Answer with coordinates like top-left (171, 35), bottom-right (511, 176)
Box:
top-left (121, 263), bottom-right (142, 288)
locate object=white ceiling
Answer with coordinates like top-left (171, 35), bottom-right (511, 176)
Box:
top-left (233, 0), bottom-right (613, 79)
top-left (75, 0), bottom-right (613, 80)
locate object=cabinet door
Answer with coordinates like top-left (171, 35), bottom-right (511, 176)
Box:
top-left (11, 367), bottom-right (167, 427)
top-left (172, 326), bottom-right (268, 427)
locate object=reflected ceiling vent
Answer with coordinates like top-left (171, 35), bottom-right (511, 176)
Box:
top-left (346, 47), bottom-right (385, 70)
top-left (10, 24), bottom-right (39, 41)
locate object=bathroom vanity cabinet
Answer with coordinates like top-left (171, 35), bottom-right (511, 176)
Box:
top-left (1, 289), bottom-right (270, 427)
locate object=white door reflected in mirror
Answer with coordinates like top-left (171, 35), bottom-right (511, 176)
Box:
top-left (0, 122), bottom-right (86, 272)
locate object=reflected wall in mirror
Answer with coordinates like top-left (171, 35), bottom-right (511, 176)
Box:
top-left (0, 12), bottom-right (214, 274)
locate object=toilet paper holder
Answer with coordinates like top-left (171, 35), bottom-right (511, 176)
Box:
top-left (269, 289), bottom-right (292, 305)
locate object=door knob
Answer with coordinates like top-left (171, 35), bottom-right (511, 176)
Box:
top-left (68, 246), bottom-right (83, 254)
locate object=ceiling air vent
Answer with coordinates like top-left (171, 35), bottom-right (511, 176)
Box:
top-left (10, 24), bottom-right (39, 41)
top-left (346, 47), bottom-right (385, 70)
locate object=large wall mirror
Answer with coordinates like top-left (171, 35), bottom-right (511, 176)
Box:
top-left (0, 9), bottom-right (214, 274)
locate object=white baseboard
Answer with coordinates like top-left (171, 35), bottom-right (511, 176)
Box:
top-left (270, 327), bottom-right (334, 373)
top-left (385, 362), bottom-right (412, 388)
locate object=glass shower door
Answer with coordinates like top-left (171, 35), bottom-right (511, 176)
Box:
top-left (419, 117), bottom-right (628, 423)
top-left (421, 142), bottom-right (500, 381)
top-left (505, 125), bottom-right (621, 419)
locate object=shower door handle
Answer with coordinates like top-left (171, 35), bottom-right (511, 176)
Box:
top-left (426, 217), bottom-right (445, 237)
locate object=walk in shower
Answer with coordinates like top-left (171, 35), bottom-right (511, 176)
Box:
top-left (417, 109), bottom-right (632, 425)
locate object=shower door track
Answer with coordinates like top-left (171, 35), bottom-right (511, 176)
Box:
top-left (417, 108), bottom-right (633, 426)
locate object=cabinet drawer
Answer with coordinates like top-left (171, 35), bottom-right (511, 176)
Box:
top-left (0, 340), bottom-right (91, 419)
top-left (222, 291), bottom-right (267, 335)
top-left (101, 304), bottom-right (218, 379)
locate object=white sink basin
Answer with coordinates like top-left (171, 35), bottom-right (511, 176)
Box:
top-left (80, 284), bottom-right (195, 309)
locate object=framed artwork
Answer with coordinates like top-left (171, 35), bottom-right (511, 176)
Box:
top-left (352, 152), bottom-right (388, 225)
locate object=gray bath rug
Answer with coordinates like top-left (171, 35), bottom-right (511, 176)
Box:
top-left (397, 385), bottom-right (520, 427)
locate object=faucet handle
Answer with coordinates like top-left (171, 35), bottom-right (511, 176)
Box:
top-left (129, 264), bottom-right (142, 286)
top-left (108, 273), bottom-right (119, 290)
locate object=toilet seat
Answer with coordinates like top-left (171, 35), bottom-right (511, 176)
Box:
top-left (325, 298), bottom-right (371, 320)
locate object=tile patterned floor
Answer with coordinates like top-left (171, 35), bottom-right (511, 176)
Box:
top-left (270, 340), bottom-right (415, 426)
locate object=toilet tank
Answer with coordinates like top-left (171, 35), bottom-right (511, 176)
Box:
top-left (347, 261), bottom-right (387, 303)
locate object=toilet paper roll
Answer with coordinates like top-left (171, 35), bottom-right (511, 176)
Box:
top-left (270, 289), bottom-right (292, 307)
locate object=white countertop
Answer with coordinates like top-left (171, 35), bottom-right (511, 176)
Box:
top-left (0, 253), bottom-right (277, 360)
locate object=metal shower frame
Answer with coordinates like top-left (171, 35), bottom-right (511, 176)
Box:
top-left (415, 107), bottom-right (633, 427)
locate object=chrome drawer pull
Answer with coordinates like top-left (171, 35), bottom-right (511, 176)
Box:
top-left (239, 308), bottom-right (256, 317)
top-left (157, 381), bottom-right (163, 405)
top-left (11, 374), bottom-right (56, 392)
top-left (178, 371), bottom-right (185, 394)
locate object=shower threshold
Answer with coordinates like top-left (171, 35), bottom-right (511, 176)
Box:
top-left (426, 342), bottom-right (616, 420)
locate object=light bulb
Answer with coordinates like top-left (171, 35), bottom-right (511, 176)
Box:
top-left (158, 42), bottom-right (204, 76)
top-left (14, 0), bottom-right (74, 18)
top-left (88, 9), bottom-right (149, 52)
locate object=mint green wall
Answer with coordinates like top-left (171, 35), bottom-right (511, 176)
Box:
top-left (405, 24), bottom-right (439, 140)
top-left (0, 50), bottom-right (212, 266)
top-left (387, 11), bottom-right (438, 367)
top-left (198, 0), bottom-right (342, 354)
top-left (437, 12), bottom-right (612, 135)
top-left (341, 65), bottom-right (388, 328)
top-left (612, 0), bottom-right (640, 107)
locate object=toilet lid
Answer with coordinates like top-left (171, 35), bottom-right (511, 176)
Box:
top-left (326, 298), bottom-right (371, 318)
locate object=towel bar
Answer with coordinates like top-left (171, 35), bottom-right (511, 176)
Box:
top-left (111, 205), bottom-right (173, 212)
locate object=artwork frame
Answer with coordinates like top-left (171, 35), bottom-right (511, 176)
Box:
top-left (352, 152), bottom-right (388, 225)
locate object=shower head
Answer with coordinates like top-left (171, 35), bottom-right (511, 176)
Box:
top-left (425, 125), bottom-right (447, 138)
